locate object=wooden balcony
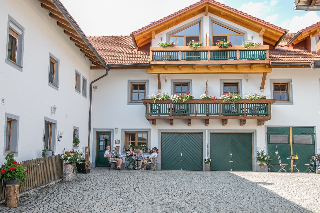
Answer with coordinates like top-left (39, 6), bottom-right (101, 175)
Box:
top-left (142, 99), bottom-right (276, 126)
top-left (150, 45), bottom-right (270, 65)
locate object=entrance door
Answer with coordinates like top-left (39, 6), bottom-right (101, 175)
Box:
top-left (96, 132), bottom-right (111, 167)
top-left (210, 133), bottom-right (252, 171)
top-left (161, 133), bottom-right (203, 171)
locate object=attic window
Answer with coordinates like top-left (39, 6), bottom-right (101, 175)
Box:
top-left (212, 21), bottom-right (244, 46)
top-left (169, 22), bottom-right (201, 46)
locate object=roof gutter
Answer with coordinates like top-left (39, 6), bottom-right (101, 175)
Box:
top-left (287, 31), bottom-right (302, 45)
top-left (52, 0), bottom-right (108, 69)
top-left (271, 62), bottom-right (311, 66)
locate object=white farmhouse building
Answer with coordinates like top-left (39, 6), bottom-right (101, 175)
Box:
top-left (1, 0), bottom-right (320, 172)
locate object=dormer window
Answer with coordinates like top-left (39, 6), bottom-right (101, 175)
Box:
top-left (169, 22), bottom-right (201, 46)
top-left (212, 21), bottom-right (244, 46)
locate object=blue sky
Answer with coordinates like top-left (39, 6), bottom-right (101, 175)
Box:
top-left (60, 0), bottom-right (320, 35)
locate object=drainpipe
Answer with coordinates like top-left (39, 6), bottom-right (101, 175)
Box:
top-left (87, 66), bottom-right (110, 155)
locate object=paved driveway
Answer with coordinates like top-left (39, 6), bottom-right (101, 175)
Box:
top-left (1, 169), bottom-right (320, 212)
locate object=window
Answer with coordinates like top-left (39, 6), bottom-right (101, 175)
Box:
top-left (223, 82), bottom-right (239, 94)
top-left (173, 82), bottom-right (190, 95)
top-left (75, 71), bottom-right (81, 92)
top-left (124, 132), bottom-right (148, 152)
top-left (6, 16), bottom-right (24, 70)
top-left (169, 22), bottom-right (201, 46)
top-left (44, 118), bottom-right (56, 151)
top-left (212, 21), bottom-right (244, 45)
top-left (82, 77), bottom-right (87, 97)
top-left (48, 54), bottom-right (59, 89)
top-left (273, 83), bottom-right (289, 101)
top-left (5, 113), bottom-right (19, 153)
top-left (130, 82), bottom-right (146, 102)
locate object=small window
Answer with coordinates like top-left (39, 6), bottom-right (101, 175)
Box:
top-left (44, 121), bottom-right (55, 150)
top-left (273, 82), bottom-right (289, 101)
top-left (49, 56), bottom-right (59, 88)
top-left (269, 135), bottom-right (289, 144)
top-left (5, 114), bottom-right (19, 153)
top-left (223, 82), bottom-right (239, 94)
top-left (130, 83), bottom-right (146, 102)
top-left (6, 17), bottom-right (24, 69)
top-left (124, 132), bottom-right (148, 152)
top-left (173, 82), bottom-right (190, 95)
top-left (73, 127), bottom-right (79, 146)
top-left (75, 71), bottom-right (81, 92)
top-left (82, 77), bottom-right (87, 97)
top-left (293, 135), bottom-right (313, 144)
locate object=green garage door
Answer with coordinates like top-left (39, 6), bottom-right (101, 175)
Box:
top-left (161, 133), bottom-right (203, 171)
top-left (210, 133), bottom-right (252, 171)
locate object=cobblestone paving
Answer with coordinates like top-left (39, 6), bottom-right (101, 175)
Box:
top-left (1, 169), bottom-right (320, 213)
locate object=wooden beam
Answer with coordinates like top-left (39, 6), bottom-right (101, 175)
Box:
top-left (49, 13), bottom-right (70, 27)
top-left (146, 65), bottom-right (272, 74)
top-left (240, 119), bottom-right (246, 126)
top-left (152, 31), bottom-right (155, 39)
top-left (157, 74), bottom-right (161, 90)
top-left (310, 0), bottom-right (317, 6)
top-left (38, 0), bottom-right (55, 8)
top-left (260, 73), bottom-right (267, 90)
top-left (222, 119), bottom-right (228, 126)
top-left (57, 22), bottom-right (78, 35)
top-left (205, 5), bottom-right (209, 16)
top-left (70, 37), bottom-right (88, 49)
top-left (75, 43), bottom-right (92, 53)
top-left (188, 119), bottom-right (191, 126)
top-left (170, 119), bottom-right (173, 126)
top-left (205, 119), bottom-right (209, 126)
top-left (40, 2), bottom-right (63, 17)
top-left (65, 30), bottom-right (83, 43)
top-left (152, 119), bottom-right (156, 125)
top-left (257, 120), bottom-right (265, 126)
top-left (311, 28), bottom-right (320, 37)
top-left (90, 65), bottom-right (104, 70)
top-left (259, 28), bottom-right (265, 37)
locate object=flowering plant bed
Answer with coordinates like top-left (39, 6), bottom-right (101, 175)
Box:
top-left (61, 150), bottom-right (85, 172)
top-left (187, 40), bottom-right (203, 50)
top-left (243, 41), bottom-right (262, 49)
top-left (220, 93), bottom-right (242, 104)
top-left (245, 93), bottom-right (266, 101)
top-left (158, 42), bottom-right (176, 47)
top-left (0, 153), bottom-right (27, 184)
top-left (216, 40), bottom-right (232, 48)
top-left (150, 92), bottom-right (170, 103)
top-left (171, 93), bottom-right (194, 102)
top-left (200, 94), bottom-right (217, 100)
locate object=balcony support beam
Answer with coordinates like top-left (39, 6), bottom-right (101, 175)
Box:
top-left (152, 119), bottom-right (156, 125)
top-left (157, 74), bottom-right (161, 91)
top-left (222, 119), bottom-right (228, 126)
top-left (170, 119), bottom-right (174, 126)
top-left (188, 119), bottom-right (192, 126)
top-left (205, 119), bottom-right (209, 126)
top-left (240, 119), bottom-right (246, 126)
top-left (257, 120), bottom-right (265, 126)
top-left (260, 73), bottom-right (267, 90)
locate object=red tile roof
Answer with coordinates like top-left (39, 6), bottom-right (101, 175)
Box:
top-left (276, 33), bottom-right (296, 47)
top-left (300, 21), bottom-right (320, 33)
top-left (88, 36), bottom-right (150, 65)
top-left (132, 0), bottom-right (286, 35)
top-left (269, 49), bottom-right (320, 64)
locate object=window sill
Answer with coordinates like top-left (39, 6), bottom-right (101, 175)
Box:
top-left (82, 93), bottom-right (87, 98)
top-left (273, 101), bottom-right (293, 105)
top-left (75, 89), bottom-right (81, 94)
top-left (128, 102), bottom-right (144, 105)
top-left (5, 58), bottom-right (23, 71)
top-left (48, 82), bottom-right (59, 91)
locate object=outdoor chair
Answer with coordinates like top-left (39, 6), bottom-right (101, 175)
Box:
top-left (276, 154), bottom-right (288, 172)
top-left (305, 156), bottom-right (316, 173)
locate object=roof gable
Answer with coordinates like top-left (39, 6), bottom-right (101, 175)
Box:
top-left (289, 21), bottom-right (320, 45)
top-left (132, 0), bottom-right (287, 47)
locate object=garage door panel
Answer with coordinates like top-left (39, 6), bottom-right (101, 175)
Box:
top-left (211, 133), bottom-right (252, 171)
top-left (210, 134), bottom-right (231, 171)
top-left (162, 133), bottom-right (203, 171)
top-left (231, 134), bottom-right (252, 171)
top-left (182, 133), bottom-right (203, 171)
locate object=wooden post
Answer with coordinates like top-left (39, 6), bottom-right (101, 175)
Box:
top-left (5, 185), bottom-right (19, 208)
top-left (157, 74), bottom-right (161, 91)
top-left (236, 50), bottom-right (240, 60)
top-left (290, 127), bottom-right (293, 172)
top-left (205, 81), bottom-right (209, 96)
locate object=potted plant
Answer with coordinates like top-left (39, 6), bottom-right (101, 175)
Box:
top-left (150, 92), bottom-right (170, 103)
top-left (221, 93), bottom-right (242, 105)
top-left (187, 40), bottom-right (203, 50)
top-left (215, 40), bottom-right (232, 48)
top-left (73, 136), bottom-right (80, 147)
top-left (257, 150), bottom-right (270, 169)
top-left (0, 153), bottom-right (27, 207)
top-left (204, 158), bottom-right (211, 171)
top-left (200, 94), bottom-right (217, 100)
top-left (158, 42), bottom-right (176, 47)
top-left (243, 41), bottom-right (262, 49)
top-left (315, 154), bottom-right (320, 174)
top-left (245, 93), bottom-right (266, 101)
top-left (61, 149), bottom-right (84, 181)
top-left (41, 148), bottom-right (53, 157)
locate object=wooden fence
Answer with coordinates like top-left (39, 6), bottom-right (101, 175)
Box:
top-left (0, 155), bottom-right (63, 201)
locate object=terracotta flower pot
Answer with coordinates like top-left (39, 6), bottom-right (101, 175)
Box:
top-left (205, 164), bottom-right (210, 171)
top-left (260, 165), bottom-right (264, 169)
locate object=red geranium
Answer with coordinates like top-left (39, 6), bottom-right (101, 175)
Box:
top-left (9, 167), bottom-right (16, 171)
top-left (1, 170), bottom-right (6, 175)
top-left (12, 161), bottom-right (17, 165)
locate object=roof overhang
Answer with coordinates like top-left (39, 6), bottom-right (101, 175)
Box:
top-left (289, 22), bottom-right (320, 45)
top-left (132, 0), bottom-right (286, 47)
top-left (295, 0), bottom-right (320, 10)
top-left (37, 0), bottom-right (108, 69)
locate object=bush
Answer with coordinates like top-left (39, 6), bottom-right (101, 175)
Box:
top-left (0, 153), bottom-right (27, 183)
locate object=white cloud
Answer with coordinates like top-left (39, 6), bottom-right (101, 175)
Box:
top-left (281, 12), bottom-right (320, 32)
top-left (270, 0), bottom-right (278, 7)
top-left (265, 14), bottom-right (278, 24)
top-left (238, 2), bottom-right (270, 18)
top-left (215, 0), bottom-right (225, 3)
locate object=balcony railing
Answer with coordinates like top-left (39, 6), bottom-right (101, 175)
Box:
top-left (142, 99), bottom-right (276, 126)
top-left (150, 46), bottom-right (270, 65)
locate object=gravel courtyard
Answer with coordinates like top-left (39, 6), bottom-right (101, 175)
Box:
top-left (1, 169), bottom-right (320, 213)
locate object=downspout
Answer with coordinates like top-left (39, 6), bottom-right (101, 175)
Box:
top-left (88, 66), bottom-right (110, 154)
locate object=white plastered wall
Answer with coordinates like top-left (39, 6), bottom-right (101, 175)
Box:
top-left (0, 0), bottom-right (92, 163)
